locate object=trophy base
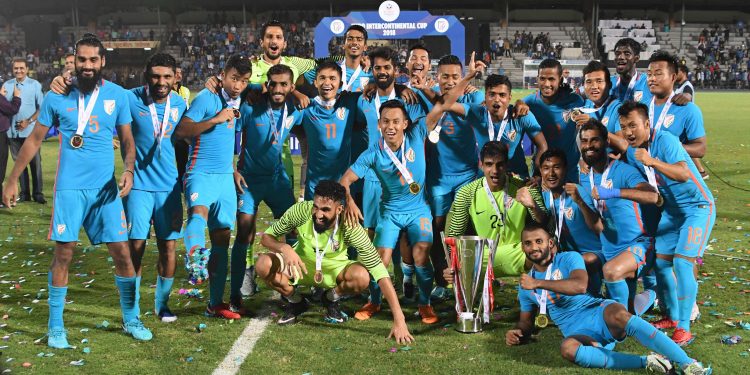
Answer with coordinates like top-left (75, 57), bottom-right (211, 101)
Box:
top-left (455, 314), bottom-right (483, 333)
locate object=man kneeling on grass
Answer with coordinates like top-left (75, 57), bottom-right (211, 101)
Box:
top-left (505, 222), bottom-right (711, 374)
top-left (258, 180), bottom-right (413, 343)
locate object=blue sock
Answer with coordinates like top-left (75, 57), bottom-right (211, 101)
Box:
top-left (674, 257), bottom-right (697, 331)
top-left (184, 214), bottom-right (207, 253)
top-left (655, 258), bottom-right (679, 321)
top-left (625, 315), bottom-right (694, 367)
top-left (154, 276), bottom-right (174, 313)
top-left (230, 242), bottom-right (249, 299)
top-left (48, 276), bottom-right (67, 330)
top-left (401, 262), bottom-right (415, 285)
top-left (209, 245), bottom-right (229, 307)
top-left (114, 275), bottom-right (138, 323)
top-left (134, 275), bottom-right (142, 318)
top-left (368, 277), bottom-right (382, 305)
top-left (604, 279), bottom-right (629, 307)
top-left (642, 270), bottom-right (658, 292)
top-left (414, 264), bottom-right (434, 306)
top-left (574, 345), bottom-right (646, 369)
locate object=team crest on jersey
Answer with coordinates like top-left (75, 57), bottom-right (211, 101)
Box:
top-left (336, 107), bottom-right (347, 120)
top-left (56, 224), bottom-right (66, 235)
top-left (602, 116), bottom-right (609, 126)
top-left (285, 117), bottom-right (295, 129)
top-left (552, 269), bottom-right (563, 281)
top-left (634, 91), bottom-right (643, 102)
top-left (171, 108), bottom-right (179, 122)
top-left (405, 148), bottom-right (415, 162)
top-left (564, 207), bottom-right (574, 220)
top-left (104, 100), bottom-right (116, 115)
top-left (664, 114), bottom-right (675, 128)
top-left (507, 129), bottom-right (518, 142)
top-left (603, 179), bottom-right (613, 189)
top-left (190, 192), bottom-right (199, 202)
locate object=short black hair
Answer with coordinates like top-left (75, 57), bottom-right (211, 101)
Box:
top-left (224, 54), bottom-right (252, 76)
top-left (368, 46), bottom-right (398, 65)
top-left (378, 99), bottom-right (409, 121)
top-left (617, 100), bottom-right (649, 121)
top-left (479, 141), bottom-right (509, 163)
top-left (144, 53), bottom-right (177, 75)
top-left (522, 221), bottom-right (552, 237)
top-left (75, 33), bottom-right (106, 57)
top-left (538, 58), bottom-right (562, 77)
top-left (484, 74), bottom-right (512, 91)
top-left (316, 60), bottom-right (342, 79)
top-left (64, 52), bottom-right (75, 59)
top-left (437, 54), bottom-right (462, 68)
top-left (314, 180), bottom-right (347, 205)
top-left (261, 20), bottom-right (285, 40)
top-left (267, 63), bottom-right (294, 82)
top-left (539, 148), bottom-right (568, 169)
top-left (409, 43), bottom-right (430, 55)
top-left (614, 37), bottom-right (641, 55)
top-left (648, 50), bottom-right (679, 74)
top-left (678, 63), bottom-right (689, 75)
top-left (345, 25), bottom-right (368, 42)
top-left (578, 119), bottom-right (609, 142)
top-left (582, 60), bottom-right (611, 91)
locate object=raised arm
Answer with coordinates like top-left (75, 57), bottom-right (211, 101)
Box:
top-left (174, 108), bottom-right (235, 140)
top-left (520, 268), bottom-right (588, 295)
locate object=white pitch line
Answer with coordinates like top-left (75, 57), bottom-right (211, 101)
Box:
top-left (212, 308), bottom-right (274, 375)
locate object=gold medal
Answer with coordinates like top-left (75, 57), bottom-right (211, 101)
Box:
top-left (314, 270), bottom-right (323, 284)
top-left (571, 109), bottom-right (582, 118)
top-left (70, 134), bottom-right (84, 149)
top-left (409, 182), bottom-right (420, 194)
top-left (535, 313), bottom-right (549, 328)
top-left (656, 194), bottom-right (664, 207)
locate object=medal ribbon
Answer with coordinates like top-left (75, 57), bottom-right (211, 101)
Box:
top-left (482, 177), bottom-right (512, 229)
top-left (267, 101), bottom-right (289, 147)
top-left (145, 86), bottom-right (171, 151)
top-left (312, 217), bottom-right (340, 275)
top-left (617, 71), bottom-right (638, 100)
top-left (588, 158), bottom-right (615, 215)
top-left (313, 96), bottom-right (336, 108)
top-left (383, 139), bottom-right (415, 186)
top-left (648, 92), bottom-right (675, 132)
top-left (531, 260), bottom-right (555, 316)
top-left (547, 191), bottom-right (566, 240)
top-left (76, 86), bottom-right (100, 138)
top-left (341, 62), bottom-right (362, 92)
top-left (487, 108), bottom-right (509, 142)
top-left (374, 89), bottom-right (396, 120)
top-left (642, 128), bottom-right (659, 189)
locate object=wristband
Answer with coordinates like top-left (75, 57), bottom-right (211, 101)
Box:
top-left (124, 169), bottom-right (134, 175)
top-left (597, 187), bottom-right (621, 200)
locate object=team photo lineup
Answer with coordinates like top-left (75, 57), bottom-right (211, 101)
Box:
top-left (2, 1), bottom-right (749, 373)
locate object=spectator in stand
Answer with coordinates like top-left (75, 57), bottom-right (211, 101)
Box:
top-left (0, 82), bottom-right (21, 208)
top-left (3, 59), bottom-right (44, 204)
top-left (504, 38), bottom-right (512, 57)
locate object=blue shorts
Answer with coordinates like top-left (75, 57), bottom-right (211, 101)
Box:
top-left (655, 205), bottom-right (715, 258)
top-left (363, 178), bottom-right (382, 229)
top-left (49, 179), bottom-right (127, 244)
top-left (374, 208), bottom-right (433, 249)
top-left (184, 172), bottom-right (236, 230)
top-left (238, 171), bottom-right (294, 217)
top-left (604, 240), bottom-right (653, 277)
top-left (124, 187), bottom-right (183, 240)
top-left (427, 172), bottom-right (476, 217)
top-left (561, 300), bottom-right (620, 346)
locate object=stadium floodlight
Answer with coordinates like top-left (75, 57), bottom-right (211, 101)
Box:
top-left (144, 48), bottom-right (152, 51)
top-left (106, 48), bottom-right (114, 51)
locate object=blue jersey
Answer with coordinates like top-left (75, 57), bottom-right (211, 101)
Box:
top-left (650, 101), bottom-right (705, 143)
top-left (127, 87), bottom-right (187, 191)
top-left (353, 94), bottom-right (425, 179)
top-left (183, 89), bottom-right (237, 174)
top-left (610, 72), bottom-right (652, 104)
top-left (466, 104), bottom-right (542, 178)
top-left (519, 252), bottom-right (607, 334)
top-left (238, 99), bottom-right (303, 177)
top-left (424, 103), bottom-right (478, 179)
top-left (300, 94), bottom-right (359, 187)
top-left (523, 90), bottom-right (584, 182)
top-left (584, 98), bottom-right (622, 134)
top-left (350, 119), bottom-right (429, 213)
top-left (38, 80), bottom-right (132, 190)
top-left (625, 130), bottom-right (714, 215)
top-left (542, 188), bottom-right (602, 253)
top-left (578, 160), bottom-right (650, 256)
top-left (303, 63), bottom-right (373, 93)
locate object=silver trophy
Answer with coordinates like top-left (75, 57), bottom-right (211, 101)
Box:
top-left (442, 233), bottom-right (499, 333)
